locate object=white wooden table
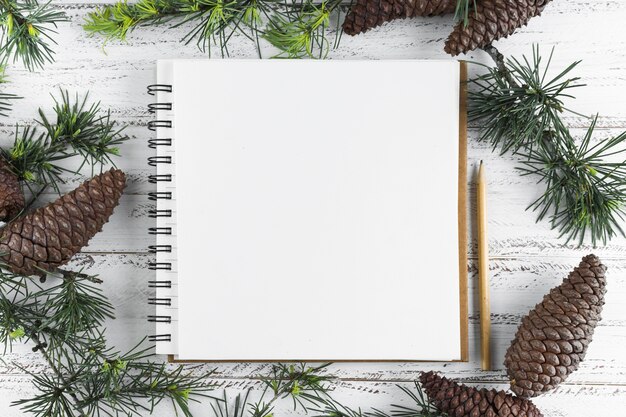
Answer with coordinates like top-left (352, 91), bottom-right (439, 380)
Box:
top-left (1, 1), bottom-right (625, 416)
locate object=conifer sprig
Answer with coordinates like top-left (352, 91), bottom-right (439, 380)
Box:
top-left (470, 46), bottom-right (585, 154)
top-left (311, 381), bottom-right (443, 417)
top-left (519, 117), bottom-right (626, 246)
top-left (6, 90), bottom-right (129, 193)
top-left (83, 0), bottom-right (343, 59)
top-left (0, 0), bottom-right (66, 70)
top-left (0, 263), bottom-right (216, 417)
top-left (252, 363), bottom-right (334, 416)
top-left (208, 364), bottom-right (442, 417)
top-left (470, 46), bottom-right (626, 246)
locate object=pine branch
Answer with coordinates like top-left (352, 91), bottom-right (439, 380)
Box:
top-left (263, 2), bottom-right (331, 59)
top-left (207, 364), bottom-right (444, 417)
top-left (481, 43), bottom-right (520, 89)
top-left (252, 363), bottom-right (334, 416)
top-left (519, 117), bottom-right (626, 246)
top-left (83, 0), bottom-right (343, 59)
top-left (311, 382), bottom-right (443, 417)
top-left (0, 0), bottom-right (67, 70)
top-left (27, 331), bottom-right (87, 417)
top-left (0, 258), bottom-right (215, 417)
top-left (470, 45), bottom-right (584, 154)
top-left (5, 89), bottom-right (129, 193)
top-left (470, 45), bottom-right (626, 246)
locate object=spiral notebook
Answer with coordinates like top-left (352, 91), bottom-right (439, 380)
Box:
top-left (148, 59), bottom-right (468, 362)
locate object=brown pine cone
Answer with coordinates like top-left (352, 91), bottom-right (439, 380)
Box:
top-left (419, 371), bottom-right (544, 417)
top-left (444, 0), bottom-right (552, 56)
top-left (0, 156), bottom-right (25, 222)
top-left (504, 254), bottom-right (607, 398)
top-left (0, 169), bottom-right (126, 276)
top-left (343, 0), bottom-right (456, 36)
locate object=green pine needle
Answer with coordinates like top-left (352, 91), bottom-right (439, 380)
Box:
top-left (6, 89), bottom-right (129, 192)
top-left (470, 45), bottom-right (626, 247)
top-left (519, 117), bottom-right (626, 247)
top-left (0, 66), bottom-right (19, 116)
top-left (83, 0), bottom-right (343, 59)
top-left (469, 45), bottom-right (584, 154)
top-left (0, 91), bottom-right (18, 116)
top-left (14, 340), bottom-right (215, 417)
top-left (0, 0), bottom-right (67, 71)
top-left (263, 2), bottom-right (330, 59)
top-left (454, 0), bottom-right (476, 26)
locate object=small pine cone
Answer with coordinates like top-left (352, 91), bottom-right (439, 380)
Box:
top-left (0, 156), bottom-right (25, 222)
top-left (419, 371), bottom-right (544, 417)
top-left (343, 0), bottom-right (456, 36)
top-left (504, 254), bottom-right (607, 398)
top-left (444, 0), bottom-right (552, 56)
top-left (0, 169), bottom-right (126, 276)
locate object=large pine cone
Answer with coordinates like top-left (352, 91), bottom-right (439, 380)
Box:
top-left (343, 0), bottom-right (456, 36)
top-left (504, 254), bottom-right (607, 398)
top-left (0, 156), bottom-right (25, 222)
top-left (0, 169), bottom-right (126, 276)
top-left (444, 0), bottom-right (552, 56)
top-left (419, 371), bottom-right (543, 417)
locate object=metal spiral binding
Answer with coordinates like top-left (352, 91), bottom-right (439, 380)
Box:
top-left (148, 83), bottom-right (174, 344)
top-left (148, 280), bottom-right (172, 288)
top-left (147, 84), bottom-right (172, 95)
top-left (149, 245), bottom-right (172, 253)
top-left (148, 120), bottom-right (172, 131)
top-left (148, 298), bottom-right (172, 306)
top-left (148, 263), bottom-right (172, 271)
top-left (148, 192), bottom-right (172, 201)
top-left (148, 103), bottom-right (172, 113)
top-left (149, 174), bottom-right (172, 183)
top-left (148, 156), bottom-right (171, 166)
top-left (148, 315), bottom-right (172, 323)
top-left (148, 334), bottom-right (172, 342)
top-left (149, 209), bottom-right (172, 218)
top-left (148, 138), bottom-right (172, 149)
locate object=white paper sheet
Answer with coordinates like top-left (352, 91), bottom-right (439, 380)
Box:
top-left (167, 59), bottom-right (461, 360)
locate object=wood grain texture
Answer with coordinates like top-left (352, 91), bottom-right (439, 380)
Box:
top-left (0, 0), bottom-right (625, 415)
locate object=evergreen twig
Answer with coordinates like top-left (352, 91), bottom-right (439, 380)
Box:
top-left (0, 0), bottom-right (66, 70)
top-left (207, 364), bottom-right (445, 417)
top-left (5, 89), bottom-right (129, 193)
top-left (252, 363), bottom-right (334, 416)
top-left (0, 265), bottom-right (216, 417)
top-left (83, 0), bottom-right (343, 59)
top-left (471, 45), bottom-right (626, 246)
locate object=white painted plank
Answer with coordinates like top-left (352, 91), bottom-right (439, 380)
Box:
top-left (1, 255), bottom-right (625, 386)
top-left (0, 0), bottom-right (625, 415)
top-left (0, 376), bottom-right (624, 417)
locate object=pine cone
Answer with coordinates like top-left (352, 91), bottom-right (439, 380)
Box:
top-left (0, 169), bottom-right (126, 276)
top-left (343, 0), bottom-right (456, 36)
top-left (419, 371), bottom-right (544, 417)
top-left (444, 0), bottom-right (552, 56)
top-left (504, 254), bottom-right (607, 398)
top-left (0, 156), bottom-right (25, 222)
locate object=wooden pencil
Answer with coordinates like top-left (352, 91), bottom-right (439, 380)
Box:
top-left (477, 161), bottom-right (491, 371)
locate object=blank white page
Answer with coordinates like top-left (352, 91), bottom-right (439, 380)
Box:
top-left (171, 59), bottom-right (461, 360)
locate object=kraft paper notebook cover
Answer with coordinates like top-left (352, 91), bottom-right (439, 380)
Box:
top-left (147, 60), bottom-right (468, 362)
